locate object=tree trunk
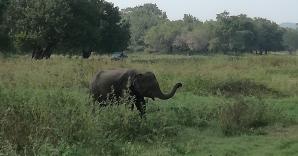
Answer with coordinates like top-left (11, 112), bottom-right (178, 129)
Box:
top-left (32, 44), bottom-right (54, 60)
top-left (259, 50), bottom-right (263, 55)
top-left (32, 47), bottom-right (43, 60)
top-left (43, 44), bottom-right (54, 59)
top-left (82, 48), bottom-right (92, 59)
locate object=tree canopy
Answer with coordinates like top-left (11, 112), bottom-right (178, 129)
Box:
top-left (2, 0), bottom-right (130, 59)
top-left (121, 3), bottom-right (168, 51)
top-left (0, 0), bottom-right (12, 52)
top-left (143, 11), bottom-right (290, 55)
top-left (0, 2), bottom-right (297, 57)
top-left (283, 28), bottom-right (298, 53)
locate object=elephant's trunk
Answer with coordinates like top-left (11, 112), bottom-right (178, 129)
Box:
top-left (155, 83), bottom-right (182, 100)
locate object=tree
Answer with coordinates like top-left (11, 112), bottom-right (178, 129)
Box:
top-left (283, 28), bottom-right (298, 54)
top-left (0, 0), bottom-right (12, 53)
top-left (213, 11), bottom-right (232, 52)
top-left (7, 0), bottom-right (130, 59)
top-left (122, 3), bottom-right (168, 51)
top-left (62, 0), bottom-right (130, 57)
top-left (213, 12), bottom-right (257, 53)
top-left (145, 21), bottom-right (182, 52)
top-left (7, 0), bottom-right (71, 59)
top-left (173, 24), bottom-right (211, 53)
top-left (254, 18), bottom-right (284, 54)
top-left (183, 14), bottom-right (199, 24)
top-left (96, 2), bottom-right (130, 53)
top-left (230, 30), bottom-right (255, 53)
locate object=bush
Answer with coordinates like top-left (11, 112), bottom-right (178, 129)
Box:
top-left (213, 79), bottom-right (282, 97)
top-left (168, 107), bottom-right (209, 128)
top-left (218, 97), bottom-right (280, 136)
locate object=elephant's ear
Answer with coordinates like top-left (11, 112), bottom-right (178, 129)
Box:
top-left (132, 74), bottom-right (143, 86)
top-left (131, 73), bottom-right (144, 91)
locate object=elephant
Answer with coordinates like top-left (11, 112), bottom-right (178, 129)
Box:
top-left (89, 69), bottom-right (182, 117)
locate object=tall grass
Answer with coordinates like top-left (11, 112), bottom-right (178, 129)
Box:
top-left (1, 54), bottom-right (298, 155)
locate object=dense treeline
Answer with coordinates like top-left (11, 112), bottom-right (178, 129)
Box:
top-left (0, 0), bottom-right (130, 59)
top-left (123, 4), bottom-right (298, 54)
top-left (0, 2), bottom-right (298, 58)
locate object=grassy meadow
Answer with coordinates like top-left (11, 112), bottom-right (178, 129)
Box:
top-left (1, 53), bottom-right (298, 155)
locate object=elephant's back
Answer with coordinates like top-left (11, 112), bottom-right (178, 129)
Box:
top-left (93, 69), bottom-right (128, 82)
top-left (89, 69), bottom-right (132, 93)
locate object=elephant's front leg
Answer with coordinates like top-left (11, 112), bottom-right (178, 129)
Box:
top-left (135, 96), bottom-right (146, 118)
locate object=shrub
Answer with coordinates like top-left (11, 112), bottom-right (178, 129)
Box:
top-left (213, 79), bottom-right (282, 97)
top-left (168, 107), bottom-right (209, 128)
top-left (218, 97), bottom-right (280, 136)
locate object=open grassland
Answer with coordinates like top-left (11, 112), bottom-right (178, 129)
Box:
top-left (1, 54), bottom-right (298, 155)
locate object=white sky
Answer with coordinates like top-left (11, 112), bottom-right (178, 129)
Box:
top-left (106, 0), bottom-right (298, 24)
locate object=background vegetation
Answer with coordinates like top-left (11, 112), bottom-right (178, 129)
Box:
top-left (122, 4), bottom-right (298, 55)
top-left (0, 2), bottom-right (298, 58)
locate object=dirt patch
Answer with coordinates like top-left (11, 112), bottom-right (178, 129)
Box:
top-left (212, 79), bottom-right (282, 97)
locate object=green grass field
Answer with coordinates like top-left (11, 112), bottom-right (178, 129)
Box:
top-left (1, 54), bottom-right (298, 156)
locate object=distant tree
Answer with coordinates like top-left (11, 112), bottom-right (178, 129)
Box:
top-left (0, 0), bottom-right (12, 53)
top-left (183, 14), bottom-right (200, 24)
top-left (96, 2), bottom-right (130, 53)
top-left (230, 30), bottom-right (255, 53)
top-left (213, 11), bottom-right (232, 52)
top-left (173, 33), bottom-right (190, 52)
top-left (62, 0), bottom-right (130, 56)
top-left (7, 0), bottom-right (71, 59)
top-left (214, 12), bottom-right (257, 54)
top-left (283, 28), bottom-right (298, 54)
top-left (254, 18), bottom-right (284, 54)
top-left (7, 0), bottom-right (130, 59)
top-left (121, 3), bottom-right (168, 51)
top-left (145, 21), bottom-right (182, 52)
top-left (187, 26), bottom-right (210, 52)
top-left (173, 24), bottom-right (211, 53)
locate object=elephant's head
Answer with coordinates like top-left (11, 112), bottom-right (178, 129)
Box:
top-left (132, 72), bottom-right (182, 100)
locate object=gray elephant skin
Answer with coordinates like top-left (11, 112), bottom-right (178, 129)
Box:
top-left (89, 69), bottom-right (182, 116)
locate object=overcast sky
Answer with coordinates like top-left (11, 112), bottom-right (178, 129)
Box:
top-left (106, 0), bottom-right (298, 24)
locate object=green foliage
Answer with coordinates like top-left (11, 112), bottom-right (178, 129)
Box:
top-left (0, 0), bottom-right (12, 52)
top-left (5, 0), bottom-right (130, 59)
top-left (63, 0), bottom-right (130, 53)
top-left (254, 18), bottom-right (285, 53)
top-left (283, 28), bottom-right (298, 53)
top-left (214, 12), bottom-right (256, 53)
top-left (0, 87), bottom-right (180, 155)
top-left (0, 1), bottom-right (293, 56)
top-left (173, 23), bottom-right (212, 53)
top-left (218, 97), bottom-right (284, 136)
top-left (121, 3), bottom-right (168, 51)
top-left (145, 21), bottom-right (183, 52)
top-left (143, 10), bottom-right (286, 54)
top-left (8, 0), bottom-right (70, 52)
top-left (213, 79), bottom-right (282, 97)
